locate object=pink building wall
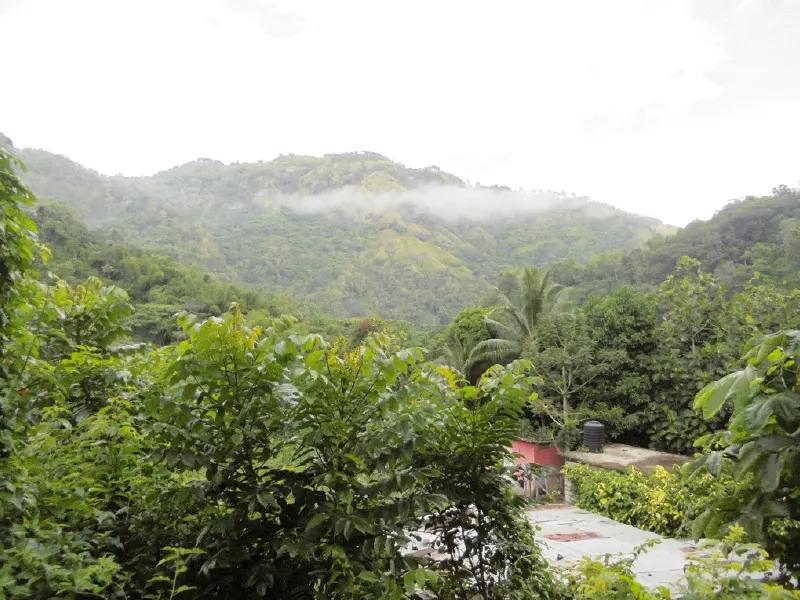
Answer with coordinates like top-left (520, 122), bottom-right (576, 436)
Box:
top-left (510, 440), bottom-right (564, 467)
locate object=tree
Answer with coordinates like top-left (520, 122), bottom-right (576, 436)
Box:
top-left (472, 267), bottom-right (564, 366)
top-left (0, 142), bottom-right (41, 357)
top-left (1, 274), bottom-right (167, 599)
top-left (649, 257), bottom-right (731, 453)
top-left (423, 360), bottom-right (568, 599)
top-left (660, 257), bottom-right (726, 356)
top-left (437, 307), bottom-right (494, 383)
top-left (721, 274), bottom-right (800, 358)
top-left (1, 141), bottom-right (43, 458)
top-left (441, 334), bottom-right (484, 383)
top-left (689, 330), bottom-right (800, 583)
top-left (525, 311), bottom-right (611, 450)
top-left (581, 285), bottom-right (660, 445)
top-left (146, 308), bottom-right (566, 599)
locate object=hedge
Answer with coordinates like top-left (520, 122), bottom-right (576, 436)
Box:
top-left (562, 463), bottom-right (729, 537)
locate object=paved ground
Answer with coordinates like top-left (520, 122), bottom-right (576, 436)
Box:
top-left (528, 505), bottom-right (700, 591)
top-left (561, 443), bottom-right (690, 474)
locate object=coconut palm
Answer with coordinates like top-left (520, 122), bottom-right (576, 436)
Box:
top-left (472, 267), bottom-right (564, 366)
top-left (440, 334), bottom-right (484, 383)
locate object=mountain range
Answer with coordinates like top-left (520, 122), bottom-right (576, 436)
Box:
top-left (13, 141), bottom-right (674, 324)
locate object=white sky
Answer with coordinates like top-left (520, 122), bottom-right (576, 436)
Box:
top-left (2, 0), bottom-right (798, 226)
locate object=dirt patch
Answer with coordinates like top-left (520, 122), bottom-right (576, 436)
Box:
top-left (545, 532), bottom-right (605, 542)
top-left (531, 504), bottom-right (570, 511)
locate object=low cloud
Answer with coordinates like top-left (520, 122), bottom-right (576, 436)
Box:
top-left (219, 0), bottom-right (304, 38)
top-left (273, 185), bottom-right (632, 223)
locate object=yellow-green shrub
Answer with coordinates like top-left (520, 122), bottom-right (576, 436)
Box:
top-left (563, 463), bottom-right (728, 537)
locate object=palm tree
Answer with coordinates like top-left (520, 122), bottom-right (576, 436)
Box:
top-left (441, 335), bottom-right (484, 383)
top-left (472, 267), bottom-right (564, 366)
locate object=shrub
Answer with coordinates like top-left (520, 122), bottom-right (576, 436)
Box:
top-left (562, 463), bottom-right (728, 537)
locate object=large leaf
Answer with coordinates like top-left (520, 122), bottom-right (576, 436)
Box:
top-left (741, 396), bottom-right (775, 433)
top-left (771, 391), bottom-right (800, 431)
top-left (691, 509), bottom-right (713, 540)
top-left (761, 452), bottom-right (785, 493)
top-left (305, 513), bottom-right (329, 533)
top-left (693, 365), bottom-right (756, 419)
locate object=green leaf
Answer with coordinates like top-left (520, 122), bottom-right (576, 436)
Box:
top-left (705, 452), bottom-right (722, 477)
top-left (334, 517), bottom-right (346, 537)
top-left (256, 491), bottom-right (277, 509)
top-left (174, 585), bottom-right (197, 595)
top-left (305, 513), bottom-right (328, 532)
top-left (404, 572), bottom-right (417, 596)
top-left (761, 452), bottom-right (785, 493)
top-left (9, 585), bottom-right (33, 598)
top-left (767, 348), bottom-right (784, 362)
top-left (350, 515), bottom-right (369, 533)
top-left (358, 571), bottom-right (380, 583)
top-left (693, 366), bottom-right (755, 419)
top-left (741, 396), bottom-right (774, 432)
top-left (343, 519), bottom-right (354, 540)
top-left (735, 441), bottom-right (763, 476)
top-left (748, 332), bottom-right (786, 364)
top-left (772, 392), bottom-right (800, 430)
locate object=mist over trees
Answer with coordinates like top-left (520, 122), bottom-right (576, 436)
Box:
top-left (14, 144), bottom-right (673, 325)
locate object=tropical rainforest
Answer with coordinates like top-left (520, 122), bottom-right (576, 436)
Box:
top-left (2, 133), bottom-right (800, 598)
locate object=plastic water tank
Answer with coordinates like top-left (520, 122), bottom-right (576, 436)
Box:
top-left (583, 420), bottom-right (605, 453)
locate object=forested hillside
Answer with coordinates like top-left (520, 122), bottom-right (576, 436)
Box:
top-left (31, 200), bottom-right (295, 343)
top-left (15, 142), bottom-right (672, 324)
top-left (552, 184), bottom-right (800, 300)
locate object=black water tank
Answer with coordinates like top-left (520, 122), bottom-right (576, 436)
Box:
top-left (583, 421), bottom-right (605, 453)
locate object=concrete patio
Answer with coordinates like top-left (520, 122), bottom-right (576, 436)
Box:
top-left (528, 505), bottom-right (701, 591)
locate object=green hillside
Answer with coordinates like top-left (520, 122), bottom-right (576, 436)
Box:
top-left (551, 184), bottom-right (800, 299)
top-left (16, 146), bottom-right (673, 324)
top-left (31, 200), bottom-right (295, 344)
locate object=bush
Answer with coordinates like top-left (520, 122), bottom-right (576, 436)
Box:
top-left (1, 279), bottom-right (567, 599)
top-left (563, 463), bottom-right (728, 537)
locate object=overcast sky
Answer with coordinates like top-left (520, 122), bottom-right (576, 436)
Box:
top-left (2, 0), bottom-right (798, 226)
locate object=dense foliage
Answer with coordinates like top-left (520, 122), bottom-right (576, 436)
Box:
top-left (3, 144), bottom-right (578, 599)
top-left (0, 145), bottom-right (41, 348)
top-left (563, 326), bottom-right (800, 587)
top-left (689, 330), bottom-right (800, 583)
top-left (1, 276), bottom-right (568, 598)
top-left (448, 259), bottom-right (800, 454)
top-left (30, 198), bottom-right (437, 347)
top-left (5, 137), bottom-right (800, 597)
top-left (552, 184), bottom-right (800, 300)
top-left (31, 200), bottom-right (294, 343)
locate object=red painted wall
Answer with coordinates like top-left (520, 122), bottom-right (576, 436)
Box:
top-left (510, 440), bottom-right (564, 467)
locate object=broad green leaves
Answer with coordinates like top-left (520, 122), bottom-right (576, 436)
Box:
top-left (688, 329), bottom-right (800, 580)
top-left (694, 365), bottom-right (757, 419)
top-left (0, 144), bottom-right (41, 334)
top-left (138, 307), bottom-right (557, 598)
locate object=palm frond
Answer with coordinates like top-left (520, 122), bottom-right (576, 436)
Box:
top-left (484, 315), bottom-right (526, 343)
top-left (470, 338), bottom-right (523, 367)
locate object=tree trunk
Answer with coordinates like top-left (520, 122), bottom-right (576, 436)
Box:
top-left (561, 366), bottom-right (569, 450)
